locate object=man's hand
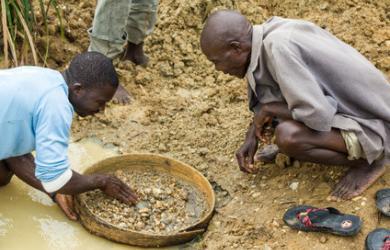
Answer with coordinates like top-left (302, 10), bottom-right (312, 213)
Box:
top-left (98, 175), bottom-right (139, 204)
top-left (55, 194), bottom-right (78, 221)
top-left (236, 123), bottom-right (259, 174)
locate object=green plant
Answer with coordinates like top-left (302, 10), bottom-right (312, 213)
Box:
top-left (0, 0), bottom-right (64, 67)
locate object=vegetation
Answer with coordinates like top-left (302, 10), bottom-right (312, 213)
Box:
top-left (0, 0), bottom-right (63, 67)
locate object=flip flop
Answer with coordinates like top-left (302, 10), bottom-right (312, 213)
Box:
top-left (283, 205), bottom-right (362, 236)
top-left (376, 189), bottom-right (390, 216)
top-left (365, 228), bottom-right (390, 250)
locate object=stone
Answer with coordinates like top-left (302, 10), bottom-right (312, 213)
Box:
top-left (289, 181), bottom-right (299, 191)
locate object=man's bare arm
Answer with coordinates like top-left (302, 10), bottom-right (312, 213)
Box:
top-left (5, 154), bottom-right (138, 204)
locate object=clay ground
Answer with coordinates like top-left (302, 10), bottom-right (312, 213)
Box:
top-left (31, 0), bottom-right (390, 249)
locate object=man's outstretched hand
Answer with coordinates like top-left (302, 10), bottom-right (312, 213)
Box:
top-left (98, 174), bottom-right (139, 205)
top-left (55, 174), bottom-right (138, 221)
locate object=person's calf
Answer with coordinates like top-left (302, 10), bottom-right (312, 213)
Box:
top-left (0, 161), bottom-right (13, 187)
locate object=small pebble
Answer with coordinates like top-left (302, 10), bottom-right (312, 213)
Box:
top-left (252, 192), bottom-right (261, 198)
top-left (289, 181), bottom-right (299, 191)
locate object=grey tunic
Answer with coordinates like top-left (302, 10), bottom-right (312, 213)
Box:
top-left (246, 17), bottom-right (390, 165)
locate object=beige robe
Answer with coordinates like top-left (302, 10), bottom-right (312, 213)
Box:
top-left (246, 17), bottom-right (390, 165)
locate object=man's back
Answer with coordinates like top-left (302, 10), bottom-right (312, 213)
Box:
top-left (248, 16), bottom-right (390, 164)
top-left (0, 67), bottom-right (73, 159)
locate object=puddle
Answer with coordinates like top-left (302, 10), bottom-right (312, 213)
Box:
top-left (0, 138), bottom-right (180, 250)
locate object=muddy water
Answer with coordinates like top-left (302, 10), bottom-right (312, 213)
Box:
top-left (0, 138), bottom-right (178, 250)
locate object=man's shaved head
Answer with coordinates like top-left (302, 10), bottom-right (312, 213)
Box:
top-left (200, 10), bottom-right (253, 78)
top-left (201, 10), bottom-right (252, 49)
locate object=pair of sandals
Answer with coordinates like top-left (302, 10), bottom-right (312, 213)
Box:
top-left (283, 188), bottom-right (390, 250)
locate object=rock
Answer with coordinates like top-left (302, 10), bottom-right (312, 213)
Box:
top-left (135, 221), bottom-right (145, 230)
top-left (292, 160), bottom-right (300, 168)
top-left (136, 201), bottom-right (149, 210)
top-left (289, 181), bottom-right (299, 191)
top-left (319, 2), bottom-right (329, 10)
top-left (139, 208), bottom-right (150, 214)
top-left (158, 143), bottom-right (168, 152)
top-left (275, 154), bottom-right (291, 168)
top-left (252, 192), bottom-right (261, 198)
top-left (264, 243), bottom-right (272, 250)
top-left (319, 236), bottom-right (327, 243)
top-left (198, 147), bottom-right (209, 156)
top-left (152, 188), bottom-right (163, 198)
top-left (272, 219), bottom-right (280, 228)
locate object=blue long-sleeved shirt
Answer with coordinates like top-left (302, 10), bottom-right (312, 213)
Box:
top-left (0, 66), bottom-right (74, 192)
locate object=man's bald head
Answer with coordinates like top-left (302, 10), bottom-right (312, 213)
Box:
top-left (200, 10), bottom-right (253, 78)
top-left (201, 10), bottom-right (252, 51)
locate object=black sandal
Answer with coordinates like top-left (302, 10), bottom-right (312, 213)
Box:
top-left (283, 205), bottom-right (362, 236)
top-left (376, 189), bottom-right (390, 216)
top-left (365, 228), bottom-right (390, 250)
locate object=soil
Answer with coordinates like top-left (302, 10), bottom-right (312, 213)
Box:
top-left (23, 0), bottom-right (390, 249)
top-left (82, 168), bottom-right (208, 234)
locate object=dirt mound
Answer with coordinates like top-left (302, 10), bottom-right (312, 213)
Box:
top-left (34, 0), bottom-right (390, 249)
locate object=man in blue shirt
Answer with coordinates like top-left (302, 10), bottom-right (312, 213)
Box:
top-left (0, 52), bottom-right (138, 219)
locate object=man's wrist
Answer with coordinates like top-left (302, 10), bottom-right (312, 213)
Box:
top-left (90, 174), bottom-right (107, 190)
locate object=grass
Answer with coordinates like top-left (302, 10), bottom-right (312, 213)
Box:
top-left (1, 0), bottom-right (64, 67)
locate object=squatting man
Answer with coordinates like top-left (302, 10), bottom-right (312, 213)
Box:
top-left (200, 10), bottom-right (390, 200)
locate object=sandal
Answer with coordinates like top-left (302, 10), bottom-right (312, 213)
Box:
top-left (283, 205), bottom-right (362, 236)
top-left (376, 189), bottom-right (390, 216)
top-left (365, 228), bottom-right (390, 250)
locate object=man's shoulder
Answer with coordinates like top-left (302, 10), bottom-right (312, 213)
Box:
top-left (262, 17), bottom-right (319, 54)
top-left (2, 66), bottom-right (65, 92)
top-left (262, 17), bottom-right (318, 41)
top-left (6, 66), bottom-right (59, 76)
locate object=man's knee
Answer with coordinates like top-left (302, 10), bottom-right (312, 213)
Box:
top-left (0, 161), bottom-right (13, 187)
top-left (275, 120), bottom-right (306, 156)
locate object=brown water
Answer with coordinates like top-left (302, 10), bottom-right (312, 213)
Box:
top-left (0, 138), bottom-right (178, 250)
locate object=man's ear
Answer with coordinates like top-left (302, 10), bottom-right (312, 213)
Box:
top-left (69, 82), bottom-right (84, 96)
top-left (230, 41), bottom-right (242, 52)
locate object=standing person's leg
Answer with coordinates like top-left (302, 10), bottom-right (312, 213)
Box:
top-left (274, 120), bottom-right (385, 200)
top-left (88, 0), bottom-right (129, 59)
top-left (0, 160), bottom-right (13, 187)
top-left (88, 0), bottom-right (132, 104)
top-left (123, 0), bottom-right (159, 66)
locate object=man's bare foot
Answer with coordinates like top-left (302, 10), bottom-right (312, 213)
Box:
top-left (329, 163), bottom-right (386, 200)
top-left (122, 41), bottom-right (149, 67)
top-left (254, 144), bottom-right (279, 163)
top-left (113, 84), bottom-right (132, 105)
